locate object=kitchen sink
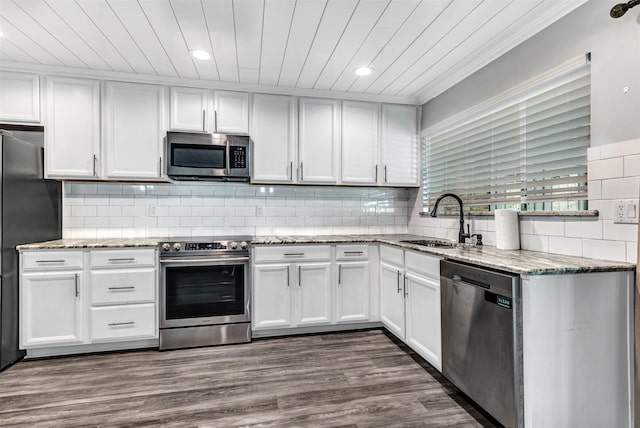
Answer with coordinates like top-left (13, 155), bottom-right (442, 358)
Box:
top-left (400, 239), bottom-right (457, 248)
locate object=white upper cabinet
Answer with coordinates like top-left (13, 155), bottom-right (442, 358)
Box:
top-left (45, 77), bottom-right (101, 179)
top-left (381, 104), bottom-right (419, 186)
top-left (298, 98), bottom-right (340, 184)
top-left (104, 81), bottom-right (167, 180)
top-left (341, 101), bottom-right (379, 185)
top-left (214, 91), bottom-right (249, 134)
top-left (0, 72), bottom-right (40, 123)
top-left (169, 87), bottom-right (208, 132)
top-left (251, 94), bottom-right (296, 183)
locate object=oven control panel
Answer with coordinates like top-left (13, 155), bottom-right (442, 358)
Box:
top-left (160, 237), bottom-right (252, 255)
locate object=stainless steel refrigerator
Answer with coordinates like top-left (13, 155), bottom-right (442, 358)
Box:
top-left (0, 126), bottom-right (61, 371)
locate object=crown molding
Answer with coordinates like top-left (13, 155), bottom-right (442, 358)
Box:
top-left (415, 0), bottom-right (589, 104)
top-left (0, 61), bottom-right (421, 106)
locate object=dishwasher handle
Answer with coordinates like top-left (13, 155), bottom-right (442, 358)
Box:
top-left (452, 274), bottom-right (490, 290)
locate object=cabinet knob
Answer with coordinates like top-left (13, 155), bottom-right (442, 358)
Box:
top-left (173, 243), bottom-right (181, 251)
top-left (162, 243), bottom-right (170, 251)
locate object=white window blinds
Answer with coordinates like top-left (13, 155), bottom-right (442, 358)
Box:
top-left (423, 57), bottom-right (590, 211)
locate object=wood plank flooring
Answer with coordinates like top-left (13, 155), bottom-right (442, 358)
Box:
top-left (0, 329), bottom-right (498, 427)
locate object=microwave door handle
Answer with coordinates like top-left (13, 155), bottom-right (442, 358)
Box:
top-left (226, 141), bottom-right (231, 176)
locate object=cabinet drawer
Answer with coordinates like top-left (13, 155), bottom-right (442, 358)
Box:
top-left (405, 251), bottom-right (441, 279)
top-left (90, 304), bottom-right (156, 342)
top-left (22, 251), bottom-right (83, 271)
top-left (380, 245), bottom-right (403, 267)
top-left (90, 249), bottom-right (156, 268)
top-left (253, 245), bottom-right (331, 263)
top-left (336, 245), bottom-right (369, 260)
top-left (90, 269), bottom-right (156, 305)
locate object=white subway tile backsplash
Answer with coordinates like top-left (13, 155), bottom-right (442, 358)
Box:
top-left (603, 220), bottom-right (637, 242)
top-left (599, 138), bottom-right (640, 159)
top-left (624, 154), bottom-right (640, 177)
top-left (582, 239), bottom-right (627, 262)
top-left (110, 196), bottom-right (135, 206)
top-left (121, 206), bottom-right (146, 217)
top-left (587, 157), bottom-right (623, 180)
top-left (191, 206), bottom-right (214, 217)
top-left (521, 234), bottom-right (549, 252)
top-left (109, 217), bottom-right (134, 228)
top-left (71, 205), bottom-right (96, 217)
top-left (626, 242), bottom-right (637, 263)
top-left (564, 219), bottom-right (602, 239)
top-left (169, 206), bottom-right (191, 217)
top-left (601, 177), bottom-right (640, 199)
top-left (180, 217), bottom-right (203, 227)
top-left (587, 180), bottom-right (602, 200)
top-left (548, 236), bottom-right (582, 257)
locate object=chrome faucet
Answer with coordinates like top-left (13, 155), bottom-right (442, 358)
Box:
top-left (430, 193), bottom-right (471, 244)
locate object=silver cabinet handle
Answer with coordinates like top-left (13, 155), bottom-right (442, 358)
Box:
top-left (108, 286), bottom-right (135, 291)
top-left (384, 165), bottom-right (388, 183)
top-left (300, 162), bottom-right (303, 181)
top-left (108, 321), bottom-right (135, 327)
top-left (36, 259), bottom-right (65, 264)
top-left (108, 258), bottom-right (135, 263)
top-left (158, 157), bottom-right (162, 178)
top-left (338, 264), bottom-right (342, 284)
top-left (290, 161), bottom-right (293, 181)
top-left (286, 265), bottom-right (290, 287)
top-left (202, 109), bottom-right (206, 131)
top-left (214, 110), bottom-right (218, 131)
top-left (74, 273), bottom-right (79, 297)
top-left (298, 265), bottom-right (301, 287)
top-left (375, 164), bottom-right (378, 182)
top-left (397, 270), bottom-right (401, 293)
top-left (404, 275), bottom-right (408, 297)
top-left (93, 154), bottom-right (97, 177)
top-left (283, 253), bottom-right (305, 257)
top-left (344, 251), bottom-right (363, 255)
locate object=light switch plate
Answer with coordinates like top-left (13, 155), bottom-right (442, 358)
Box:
top-left (614, 199), bottom-right (638, 224)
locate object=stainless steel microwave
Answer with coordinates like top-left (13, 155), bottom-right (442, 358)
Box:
top-left (166, 132), bottom-right (250, 181)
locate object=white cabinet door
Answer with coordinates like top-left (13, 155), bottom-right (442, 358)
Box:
top-left (253, 264), bottom-right (292, 330)
top-left (21, 272), bottom-right (83, 348)
top-left (405, 272), bottom-right (442, 371)
top-left (296, 262), bottom-right (332, 326)
top-left (336, 261), bottom-right (370, 323)
top-left (381, 104), bottom-right (419, 186)
top-left (214, 91), bottom-right (249, 134)
top-left (45, 77), bottom-right (101, 179)
top-left (298, 98), bottom-right (340, 184)
top-left (104, 81), bottom-right (166, 180)
top-left (380, 262), bottom-right (405, 339)
top-left (341, 101), bottom-right (379, 185)
top-left (170, 87), bottom-right (208, 132)
top-left (0, 71), bottom-right (40, 123)
top-left (251, 94), bottom-right (296, 183)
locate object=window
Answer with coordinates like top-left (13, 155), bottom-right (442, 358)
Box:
top-left (423, 55), bottom-right (590, 213)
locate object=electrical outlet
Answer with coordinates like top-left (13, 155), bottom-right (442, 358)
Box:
top-left (149, 205), bottom-right (158, 217)
top-left (614, 199), bottom-right (638, 224)
top-left (256, 207), bottom-right (263, 216)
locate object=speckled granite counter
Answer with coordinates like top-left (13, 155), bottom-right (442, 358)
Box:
top-left (252, 234), bottom-right (635, 275)
top-left (16, 238), bottom-right (161, 250)
top-left (17, 234), bottom-right (634, 275)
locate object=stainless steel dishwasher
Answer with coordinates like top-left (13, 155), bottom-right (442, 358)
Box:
top-left (440, 260), bottom-right (523, 428)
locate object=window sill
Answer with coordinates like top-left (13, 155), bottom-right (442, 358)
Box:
top-left (418, 210), bottom-right (599, 218)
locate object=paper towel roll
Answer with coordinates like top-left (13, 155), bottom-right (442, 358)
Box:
top-left (495, 209), bottom-right (520, 250)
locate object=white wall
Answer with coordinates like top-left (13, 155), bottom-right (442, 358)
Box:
top-left (63, 182), bottom-right (409, 239)
top-left (411, 1), bottom-right (640, 262)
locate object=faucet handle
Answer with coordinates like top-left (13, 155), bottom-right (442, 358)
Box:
top-left (471, 234), bottom-right (483, 246)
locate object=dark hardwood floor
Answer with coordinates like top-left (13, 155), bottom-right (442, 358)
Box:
top-left (0, 329), bottom-right (498, 427)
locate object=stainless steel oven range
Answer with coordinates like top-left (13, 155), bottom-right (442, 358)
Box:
top-left (159, 237), bottom-right (251, 350)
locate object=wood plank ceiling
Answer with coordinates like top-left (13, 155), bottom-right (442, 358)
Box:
top-left (0, 0), bottom-right (588, 104)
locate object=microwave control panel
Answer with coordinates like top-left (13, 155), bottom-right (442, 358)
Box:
top-left (230, 146), bottom-right (246, 169)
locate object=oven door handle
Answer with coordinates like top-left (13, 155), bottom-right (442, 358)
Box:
top-left (160, 257), bottom-right (249, 264)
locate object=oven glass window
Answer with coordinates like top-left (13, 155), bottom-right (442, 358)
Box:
top-left (171, 144), bottom-right (226, 169)
top-left (165, 264), bottom-right (245, 319)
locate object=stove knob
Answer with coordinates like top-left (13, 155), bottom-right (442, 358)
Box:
top-left (230, 241), bottom-right (238, 250)
top-left (173, 243), bottom-right (181, 251)
top-left (240, 241), bottom-right (248, 249)
top-left (161, 243), bottom-right (170, 252)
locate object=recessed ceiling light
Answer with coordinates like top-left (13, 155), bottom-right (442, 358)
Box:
top-left (190, 49), bottom-right (211, 60)
top-left (355, 66), bottom-right (373, 76)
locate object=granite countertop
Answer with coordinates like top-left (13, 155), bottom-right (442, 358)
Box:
top-left (18, 234), bottom-right (635, 275)
top-left (16, 238), bottom-right (161, 250)
top-left (253, 234), bottom-right (635, 275)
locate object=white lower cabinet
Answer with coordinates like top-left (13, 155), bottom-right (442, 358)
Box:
top-left (335, 261), bottom-right (369, 323)
top-left (380, 246), bottom-right (442, 371)
top-left (380, 261), bottom-right (405, 338)
top-left (21, 271), bottom-right (83, 347)
top-left (252, 263), bottom-right (293, 329)
top-left (19, 248), bottom-right (158, 354)
top-left (297, 262), bottom-right (332, 326)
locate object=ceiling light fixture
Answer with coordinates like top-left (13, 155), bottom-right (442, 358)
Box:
top-left (355, 66), bottom-right (373, 76)
top-left (190, 49), bottom-right (211, 60)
